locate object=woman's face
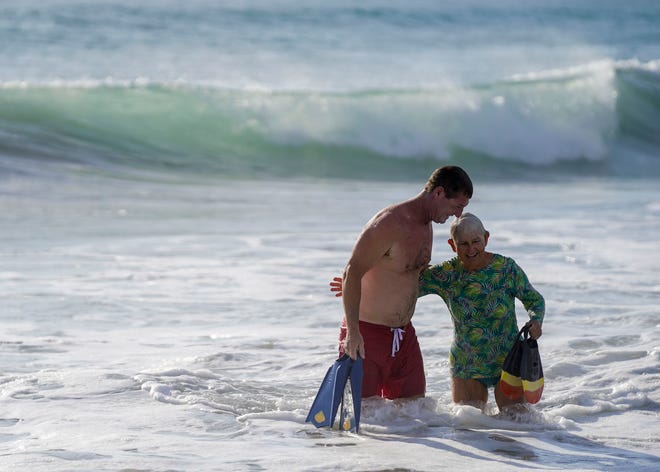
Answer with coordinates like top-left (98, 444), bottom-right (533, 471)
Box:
top-left (448, 230), bottom-right (489, 271)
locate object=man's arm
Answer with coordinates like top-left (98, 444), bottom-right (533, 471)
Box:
top-left (342, 216), bottom-right (397, 360)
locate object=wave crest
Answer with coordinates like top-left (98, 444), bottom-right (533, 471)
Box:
top-left (1, 59), bottom-right (658, 180)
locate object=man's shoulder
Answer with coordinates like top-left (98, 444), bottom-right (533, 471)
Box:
top-left (355, 208), bottom-right (404, 249)
top-left (366, 205), bottom-right (407, 232)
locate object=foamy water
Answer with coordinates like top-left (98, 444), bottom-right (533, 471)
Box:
top-left (1, 171), bottom-right (658, 471)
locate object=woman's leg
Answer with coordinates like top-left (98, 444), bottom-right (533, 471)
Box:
top-left (494, 380), bottom-right (526, 412)
top-left (451, 377), bottom-right (488, 410)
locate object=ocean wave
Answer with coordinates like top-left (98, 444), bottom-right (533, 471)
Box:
top-left (615, 61), bottom-right (660, 146)
top-left (1, 59), bottom-right (658, 180)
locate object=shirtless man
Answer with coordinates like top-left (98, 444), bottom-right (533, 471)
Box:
top-left (339, 166), bottom-right (473, 399)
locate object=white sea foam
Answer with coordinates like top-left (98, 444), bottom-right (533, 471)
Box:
top-left (2, 172), bottom-right (659, 471)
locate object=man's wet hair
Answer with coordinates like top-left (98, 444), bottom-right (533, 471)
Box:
top-left (424, 166), bottom-right (473, 199)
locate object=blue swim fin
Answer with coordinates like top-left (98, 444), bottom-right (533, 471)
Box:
top-left (306, 354), bottom-right (362, 432)
top-left (339, 356), bottom-right (362, 433)
top-left (306, 355), bottom-right (352, 428)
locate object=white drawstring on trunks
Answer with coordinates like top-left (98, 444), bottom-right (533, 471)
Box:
top-left (390, 327), bottom-right (405, 357)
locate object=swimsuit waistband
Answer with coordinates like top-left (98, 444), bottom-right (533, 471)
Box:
top-left (342, 319), bottom-right (412, 331)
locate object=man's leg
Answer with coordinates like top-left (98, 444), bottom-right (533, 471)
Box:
top-left (339, 320), bottom-right (389, 398)
top-left (385, 324), bottom-right (426, 399)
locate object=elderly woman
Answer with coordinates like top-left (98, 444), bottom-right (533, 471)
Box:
top-left (418, 213), bottom-right (544, 412)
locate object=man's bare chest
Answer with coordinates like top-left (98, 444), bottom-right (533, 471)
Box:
top-left (384, 228), bottom-right (432, 273)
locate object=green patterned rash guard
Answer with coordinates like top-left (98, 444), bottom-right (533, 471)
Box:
top-left (418, 254), bottom-right (545, 380)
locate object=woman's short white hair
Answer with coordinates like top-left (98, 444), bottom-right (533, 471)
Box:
top-left (449, 213), bottom-right (486, 240)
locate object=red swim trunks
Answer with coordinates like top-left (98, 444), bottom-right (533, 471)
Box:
top-left (339, 320), bottom-right (426, 399)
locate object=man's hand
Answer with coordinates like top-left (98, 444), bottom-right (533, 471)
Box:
top-left (343, 329), bottom-right (365, 360)
top-left (330, 276), bottom-right (343, 297)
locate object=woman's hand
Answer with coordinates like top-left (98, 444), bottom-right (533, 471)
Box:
top-left (527, 319), bottom-right (542, 339)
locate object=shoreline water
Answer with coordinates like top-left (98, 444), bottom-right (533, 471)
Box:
top-left (2, 173), bottom-right (659, 470)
